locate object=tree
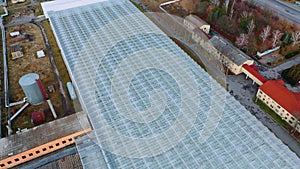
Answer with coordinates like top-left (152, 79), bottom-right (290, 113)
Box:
top-left (236, 33), bottom-right (249, 49)
top-left (211, 0), bottom-right (220, 6)
top-left (291, 31), bottom-right (300, 46)
top-left (229, 0), bottom-right (236, 20)
top-left (241, 11), bottom-right (249, 19)
top-left (247, 19), bottom-right (255, 35)
top-left (225, 0), bottom-right (230, 12)
top-left (260, 25), bottom-right (271, 44)
top-left (272, 30), bottom-right (283, 48)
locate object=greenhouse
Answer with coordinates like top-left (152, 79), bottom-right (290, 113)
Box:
top-left (42, 0), bottom-right (300, 168)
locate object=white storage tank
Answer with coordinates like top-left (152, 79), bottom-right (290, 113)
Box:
top-left (19, 73), bottom-right (44, 105)
top-left (67, 82), bottom-right (77, 100)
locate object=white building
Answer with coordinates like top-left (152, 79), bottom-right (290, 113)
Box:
top-left (37, 50), bottom-right (45, 58)
top-left (11, 0), bottom-right (26, 4)
top-left (257, 80), bottom-right (300, 132)
top-left (184, 14), bottom-right (210, 34)
top-left (9, 31), bottom-right (20, 37)
top-left (209, 36), bottom-right (254, 75)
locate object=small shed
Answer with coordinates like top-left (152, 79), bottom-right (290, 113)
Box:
top-left (48, 84), bottom-right (55, 93)
top-left (31, 109), bottom-right (45, 125)
top-left (37, 50), bottom-right (45, 58)
top-left (10, 31), bottom-right (20, 37)
top-left (10, 44), bottom-right (23, 59)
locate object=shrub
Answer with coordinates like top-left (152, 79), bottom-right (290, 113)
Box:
top-left (284, 50), bottom-right (300, 59)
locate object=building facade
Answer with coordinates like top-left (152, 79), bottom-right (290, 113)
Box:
top-left (209, 36), bottom-right (254, 75)
top-left (256, 80), bottom-right (300, 132)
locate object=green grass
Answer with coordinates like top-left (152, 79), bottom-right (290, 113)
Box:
top-left (130, 0), bottom-right (147, 13)
top-left (255, 98), bottom-right (288, 127)
top-left (41, 20), bottom-right (75, 111)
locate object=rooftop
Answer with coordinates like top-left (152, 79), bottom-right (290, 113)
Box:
top-left (209, 35), bottom-right (252, 66)
top-left (185, 14), bottom-right (208, 27)
top-left (260, 80), bottom-right (300, 118)
top-left (10, 43), bottom-right (21, 53)
top-left (42, 0), bottom-right (300, 168)
top-left (242, 64), bottom-right (268, 84)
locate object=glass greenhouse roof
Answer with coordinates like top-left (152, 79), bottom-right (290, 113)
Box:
top-left (42, 0), bottom-right (300, 168)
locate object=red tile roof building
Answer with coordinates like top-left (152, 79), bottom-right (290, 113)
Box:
top-left (242, 64), bottom-right (268, 86)
top-left (257, 80), bottom-right (300, 132)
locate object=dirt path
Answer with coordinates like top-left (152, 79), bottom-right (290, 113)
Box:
top-left (34, 22), bottom-right (73, 117)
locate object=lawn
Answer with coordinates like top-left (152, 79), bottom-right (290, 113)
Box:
top-left (255, 98), bottom-right (288, 127)
top-left (5, 23), bottom-right (64, 132)
top-left (41, 20), bottom-right (80, 112)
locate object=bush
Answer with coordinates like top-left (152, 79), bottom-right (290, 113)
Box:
top-left (284, 50), bottom-right (300, 59)
top-left (281, 69), bottom-right (298, 86)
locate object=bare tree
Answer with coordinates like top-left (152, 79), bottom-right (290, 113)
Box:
top-left (247, 19), bottom-right (255, 35)
top-left (229, 0), bottom-right (236, 20)
top-left (236, 33), bottom-right (249, 48)
top-left (272, 30), bottom-right (283, 48)
top-left (291, 31), bottom-right (300, 46)
top-left (225, 0), bottom-right (230, 12)
top-left (260, 25), bottom-right (271, 43)
top-left (211, 0), bottom-right (220, 6)
top-left (241, 11), bottom-right (249, 18)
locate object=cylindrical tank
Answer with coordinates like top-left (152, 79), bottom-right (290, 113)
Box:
top-left (19, 73), bottom-right (44, 105)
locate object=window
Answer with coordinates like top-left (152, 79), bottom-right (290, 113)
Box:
top-left (287, 114), bottom-right (289, 116)
top-left (277, 105), bottom-right (281, 109)
top-left (291, 117), bottom-right (295, 121)
top-left (289, 120), bottom-right (293, 124)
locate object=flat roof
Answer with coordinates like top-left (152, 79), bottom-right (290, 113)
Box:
top-left (209, 35), bottom-right (252, 66)
top-left (43, 0), bottom-right (300, 168)
top-left (185, 14), bottom-right (208, 27)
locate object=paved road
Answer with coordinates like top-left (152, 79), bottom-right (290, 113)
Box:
top-left (260, 55), bottom-right (300, 79)
top-left (250, 0), bottom-right (300, 25)
top-left (227, 74), bottom-right (300, 157)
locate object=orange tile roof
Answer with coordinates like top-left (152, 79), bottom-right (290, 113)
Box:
top-left (242, 64), bottom-right (268, 84)
top-left (260, 80), bottom-right (300, 119)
